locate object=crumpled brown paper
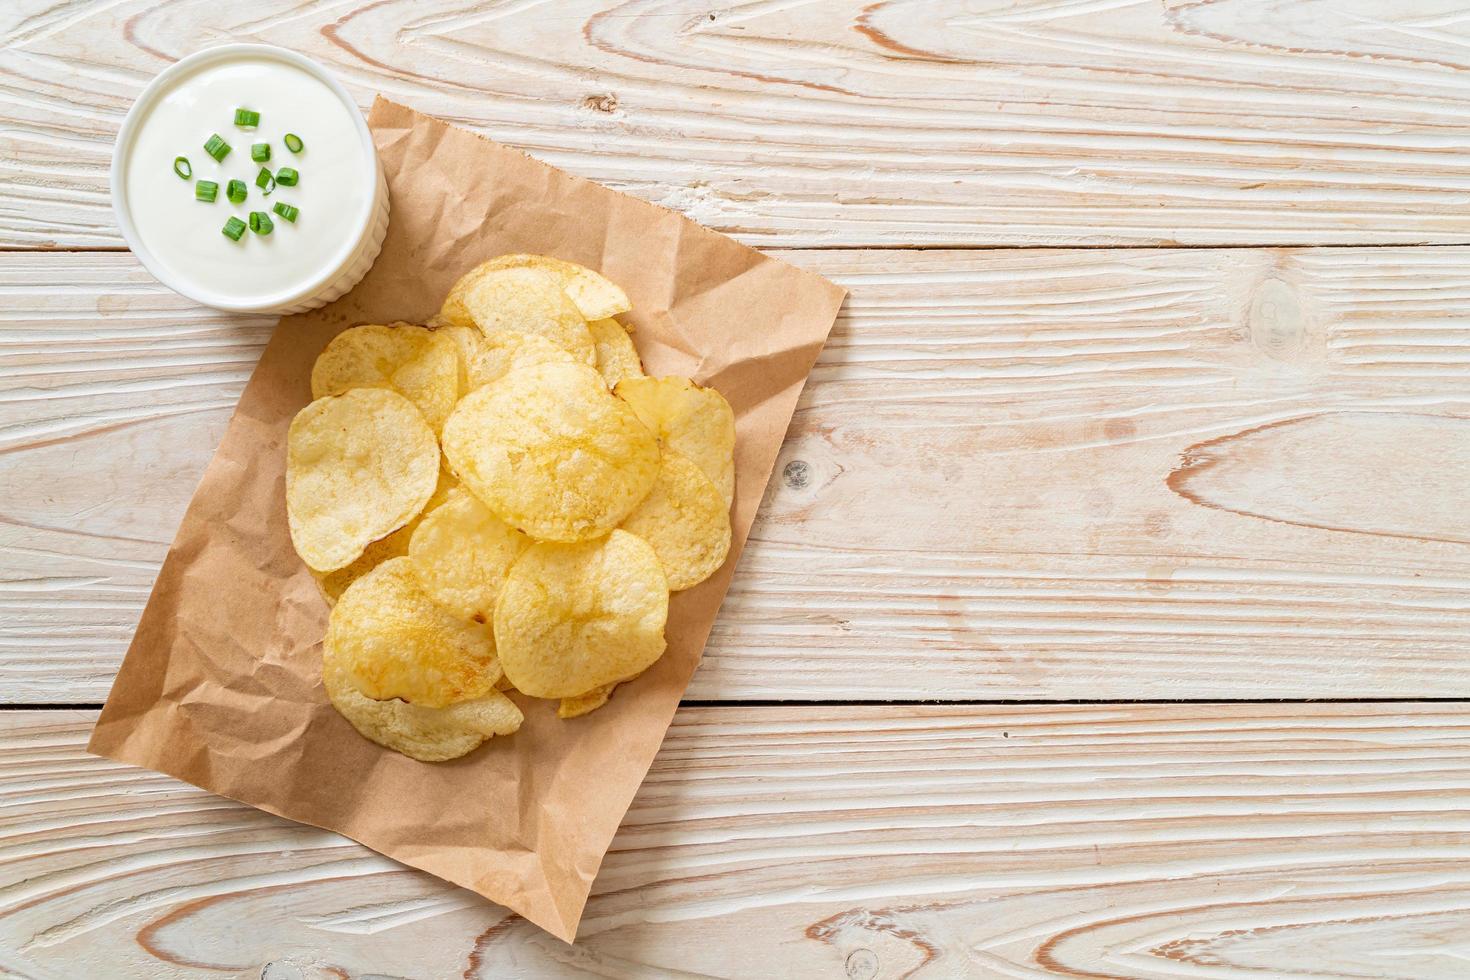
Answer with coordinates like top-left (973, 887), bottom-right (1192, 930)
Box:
top-left (88, 97), bottom-right (845, 942)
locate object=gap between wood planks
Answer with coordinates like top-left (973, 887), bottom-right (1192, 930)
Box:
top-left (7, 240), bottom-right (1470, 254)
top-left (12, 698), bottom-right (1470, 711)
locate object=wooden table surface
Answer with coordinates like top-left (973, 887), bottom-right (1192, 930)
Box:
top-left (3, 2), bottom-right (1469, 977)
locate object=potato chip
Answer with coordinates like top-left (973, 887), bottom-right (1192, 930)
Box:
top-left (324, 656), bottom-right (522, 762)
top-left (620, 452), bottom-right (731, 590)
top-left (483, 254), bottom-right (631, 321)
top-left (310, 323), bottom-right (461, 434)
top-left (326, 557), bottom-right (501, 708)
top-left (287, 389), bottom-right (439, 573)
top-left (438, 264), bottom-right (487, 330)
top-left (434, 322), bottom-right (485, 377)
top-left (408, 488), bottom-right (531, 623)
top-left (589, 317), bottom-right (644, 387)
top-left (461, 267), bottom-right (595, 366)
top-left (442, 362), bottom-right (660, 542)
top-left (294, 257), bottom-right (739, 747)
top-left (315, 467), bottom-right (457, 603)
top-left (614, 376), bottom-right (736, 504)
top-left (495, 531), bottom-right (668, 698)
top-left (388, 332), bottom-right (461, 434)
top-left (441, 256), bottom-right (631, 326)
top-left (465, 330), bottom-right (576, 392)
top-left (311, 322), bottom-right (427, 393)
top-left (558, 684), bottom-right (613, 719)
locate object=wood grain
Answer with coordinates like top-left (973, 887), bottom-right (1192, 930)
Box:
top-left (8, 0), bottom-right (1470, 249)
top-left (8, 4), bottom-right (1469, 973)
top-left (728, 245), bottom-right (1470, 699)
top-left (4, 248), bottom-right (1468, 702)
top-left (0, 254), bottom-right (274, 700)
top-left (3, 705), bottom-right (1470, 978)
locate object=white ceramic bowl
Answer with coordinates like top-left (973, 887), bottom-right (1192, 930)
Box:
top-left (111, 43), bottom-right (388, 315)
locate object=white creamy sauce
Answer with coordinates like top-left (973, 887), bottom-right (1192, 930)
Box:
top-left (123, 57), bottom-right (369, 304)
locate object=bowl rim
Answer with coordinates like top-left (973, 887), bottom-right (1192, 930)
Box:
top-left (110, 42), bottom-right (381, 313)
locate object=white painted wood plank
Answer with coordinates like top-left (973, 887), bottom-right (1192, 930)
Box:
top-left (727, 246), bottom-right (1470, 699)
top-left (3, 248), bottom-right (1468, 702)
top-left (0, 254), bottom-right (274, 700)
top-left (7, 0), bottom-right (1470, 248)
top-left (3, 705), bottom-right (1470, 978)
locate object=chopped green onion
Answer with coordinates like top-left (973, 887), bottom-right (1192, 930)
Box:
top-left (234, 108), bottom-right (260, 128)
top-left (248, 210), bottom-right (274, 236)
top-left (255, 167), bottom-right (275, 195)
top-left (226, 179), bottom-right (248, 204)
top-left (222, 216), bottom-right (247, 241)
top-left (283, 132), bottom-right (304, 154)
top-left (275, 167), bottom-right (298, 187)
top-left (203, 134), bottom-right (230, 162)
top-left (272, 201), bottom-right (299, 223)
top-left (251, 142), bottom-right (270, 163)
top-left (195, 180), bottom-right (219, 203)
top-left (172, 156), bottom-right (192, 179)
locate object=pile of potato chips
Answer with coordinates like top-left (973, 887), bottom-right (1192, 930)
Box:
top-left (285, 256), bottom-right (735, 761)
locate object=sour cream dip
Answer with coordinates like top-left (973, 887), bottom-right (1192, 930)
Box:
top-left (112, 45), bottom-right (388, 314)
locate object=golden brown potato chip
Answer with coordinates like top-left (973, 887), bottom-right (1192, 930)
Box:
top-left (310, 324), bottom-right (461, 434)
top-left (615, 376), bottom-right (736, 504)
top-left (440, 256), bottom-right (629, 328)
top-left (326, 557), bottom-right (501, 708)
top-left (390, 332), bottom-right (461, 434)
top-left (311, 323), bottom-right (427, 393)
top-left (438, 265), bottom-right (486, 330)
top-left (314, 532), bottom-right (407, 607)
top-left (483, 254), bottom-right (631, 321)
top-left (324, 656), bottom-right (522, 762)
top-left (465, 330), bottom-right (576, 392)
top-left (434, 323), bottom-right (484, 378)
top-left (442, 362), bottom-right (660, 542)
top-left (620, 452), bottom-right (731, 590)
top-left (495, 531), bottom-right (668, 698)
top-left (589, 317), bottom-right (644, 387)
top-left (461, 267), bottom-right (595, 366)
top-left (315, 467), bottom-right (458, 604)
top-left (558, 684), bottom-right (614, 719)
top-left (287, 390), bottom-right (439, 573)
top-left (408, 488), bottom-right (531, 623)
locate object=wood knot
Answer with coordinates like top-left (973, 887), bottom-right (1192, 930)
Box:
top-left (783, 460), bottom-right (812, 489)
top-left (581, 93), bottom-right (619, 113)
top-left (845, 948), bottom-right (879, 980)
top-left (1248, 277), bottom-right (1306, 361)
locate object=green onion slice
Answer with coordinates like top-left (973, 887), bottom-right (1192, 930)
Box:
top-left (275, 167), bottom-right (298, 187)
top-left (203, 134), bottom-right (230, 162)
top-left (172, 156), bottom-right (192, 179)
top-left (251, 142), bottom-right (270, 163)
top-left (272, 201), bottom-right (299, 223)
top-left (195, 180), bottom-right (219, 203)
top-left (283, 133), bottom-right (304, 153)
top-left (226, 179), bottom-right (248, 204)
top-left (234, 108), bottom-right (260, 128)
top-left (255, 167), bottom-right (275, 195)
top-left (222, 216), bottom-right (247, 241)
top-left (248, 210), bottom-right (274, 236)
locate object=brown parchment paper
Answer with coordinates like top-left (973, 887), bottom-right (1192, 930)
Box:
top-left (88, 97), bottom-right (845, 942)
